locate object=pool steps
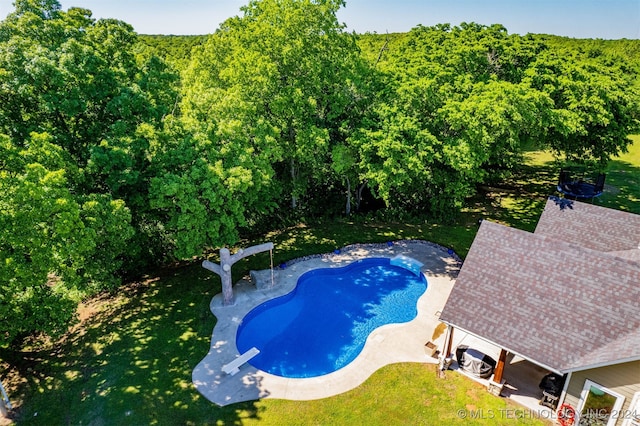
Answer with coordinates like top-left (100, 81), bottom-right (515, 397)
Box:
top-left (222, 347), bottom-right (260, 376)
top-left (390, 254), bottom-right (424, 276)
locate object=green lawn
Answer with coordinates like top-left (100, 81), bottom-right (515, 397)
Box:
top-left (523, 134), bottom-right (640, 214)
top-left (1, 245), bottom-right (545, 426)
top-left (2, 137), bottom-right (639, 425)
top-left (599, 134), bottom-right (640, 213)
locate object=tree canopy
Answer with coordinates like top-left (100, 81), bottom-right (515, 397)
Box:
top-left (0, 0), bottom-right (168, 344)
top-left (181, 0), bottom-right (368, 215)
top-left (351, 24), bottom-right (639, 211)
top-left (1, 0), bottom-right (638, 344)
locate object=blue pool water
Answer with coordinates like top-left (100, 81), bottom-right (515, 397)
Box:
top-left (236, 257), bottom-right (427, 378)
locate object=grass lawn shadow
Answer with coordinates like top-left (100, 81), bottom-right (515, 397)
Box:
top-left (3, 136), bottom-right (638, 424)
top-left (2, 265), bottom-right (265, 425)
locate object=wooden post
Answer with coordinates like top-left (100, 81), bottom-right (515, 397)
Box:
top-left (493, 348), bottom-right (507, 383)
top-left (444, 325), bottom-right (454, 358)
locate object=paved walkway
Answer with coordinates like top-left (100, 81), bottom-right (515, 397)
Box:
top-left (192, 240), bottom-right (461, 406)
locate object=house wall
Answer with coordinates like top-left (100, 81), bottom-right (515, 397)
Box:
top-left (564, 360), bottom-right (640, 426)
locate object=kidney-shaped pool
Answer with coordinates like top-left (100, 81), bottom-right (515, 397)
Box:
top-left (236, 257), bottom-right (427, 378)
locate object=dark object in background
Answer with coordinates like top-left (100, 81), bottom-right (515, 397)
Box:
top-left (455, 345), bottom-right (497, 379)
top-left (557, 169), bottom-right (606, 199)
top-left (539, 372), bottom-right (567, 409)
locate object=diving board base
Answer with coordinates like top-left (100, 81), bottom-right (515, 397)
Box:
top-left (222, 347), bottom-right (260, 376)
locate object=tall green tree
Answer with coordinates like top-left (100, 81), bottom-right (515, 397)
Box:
top-left (350, 24), bottom-right (550, 213)
top-left (0, 132), bottom-right (134, 345)
top-left (146, 122), bottom-right (278, 259)
top-left (0, 0), bottom-right (172, 343)
top-left (525, 49), bottom-right (640, 166)
top-left (0, 133), bottom-right (80, 344)
top-left (353, 24), bottom-right (638, 214)
top-left (0, 0), bottom-right (178, 194)
top-left (182, 0), bottom-right (367, 215)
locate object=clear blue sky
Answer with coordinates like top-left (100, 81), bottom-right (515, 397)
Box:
top-left (1, 0), bottom-right (638, 39)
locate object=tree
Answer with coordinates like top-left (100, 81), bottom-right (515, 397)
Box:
top-left (350, 24), bottom-right (550, 213)
top-left (352, 24), bottom-right (639, 214)
top-left (0, 133), bottom-right (79, 344)
top-left (524, 49), bottom-right (640, 166)
top-left (0, 0), bottom-right (178, 249)
top-left (0, 0), bottom-right (168, 343)
top-left (181, 0), bottom-right (367, 215)
top-left (146, 123), bottom-right (278, 259)
top-left (0, 132), bottom-right (135, 345)
top-left (0, 0), bottom-right (178, 193)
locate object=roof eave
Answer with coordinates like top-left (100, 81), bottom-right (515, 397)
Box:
top-left (439, 319), bottom-right (565, 376)
top-left (561, 355), bottom-right (640, 374)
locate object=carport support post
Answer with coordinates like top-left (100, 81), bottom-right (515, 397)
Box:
top-left (493, 349), bottom-right (507, 383)
top-left (444, 325), bottom-right (454, 358)
top-left (487, 349), bottom-right (508, 396)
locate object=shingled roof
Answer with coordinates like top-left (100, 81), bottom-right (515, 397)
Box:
top-left (535, 196), bottom-right (640, 255)
top-left (439, 199), bottom-right (640, 374)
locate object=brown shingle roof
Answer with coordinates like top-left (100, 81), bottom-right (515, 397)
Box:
top-left (607, 249), bottom-right (640, 264)
top-left (439, 215), bottom-right (640, 373)
top-left (535, 197), bottom-right (640, 254)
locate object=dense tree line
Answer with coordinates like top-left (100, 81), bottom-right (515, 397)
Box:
top-left (0, 0), bottom-right (179, 343)
top-left (354, 26), bottom-right (639, 211)
top-left (1, 0), bottom-right (638, 345)
top-left (136, 34), bottom-right (207, 67)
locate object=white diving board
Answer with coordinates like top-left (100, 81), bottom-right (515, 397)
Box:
top-left (390, 254), bottom-right (424, 276)
top-left (222, 347), bottom-right (260, 376)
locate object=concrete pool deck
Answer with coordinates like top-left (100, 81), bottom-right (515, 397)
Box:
top-left (192, 240), bottom-right (461, 406)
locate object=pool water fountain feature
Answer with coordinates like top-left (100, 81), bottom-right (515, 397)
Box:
top-left (202, 242), bottom-right (275, 305)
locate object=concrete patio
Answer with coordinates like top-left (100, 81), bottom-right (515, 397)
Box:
top-left (192, 240), bottom-right (460, 406)
top-left (448, 332), bottom-right (556, 420)
top-left (192, 239), bottom-right (557, 417)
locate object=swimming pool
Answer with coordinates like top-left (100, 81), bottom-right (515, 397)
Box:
top-left (236, 257), bottom-right (427, 378)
